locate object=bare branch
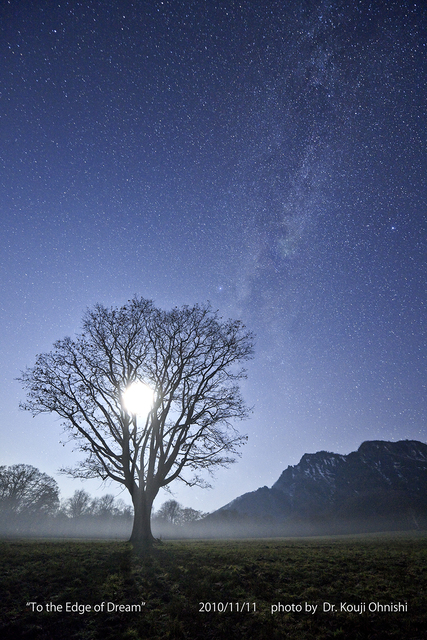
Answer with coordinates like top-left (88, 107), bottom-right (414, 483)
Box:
top-left (17, 296), bottom-right (255, 547)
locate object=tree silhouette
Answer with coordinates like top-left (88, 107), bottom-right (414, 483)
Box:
top-left (18, 297), bottom-right (254, 548)
top-left (0, 464), bottom-right (59, 533)
top-left (154, 499), bottom-right (206, 525)
top-left (65, 489), bottom-right (93, 518)
top-left (155, 499), bottom-right (183, 525)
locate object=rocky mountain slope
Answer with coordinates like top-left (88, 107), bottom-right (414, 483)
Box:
top-left (200, 440), bottom-right (427, 536)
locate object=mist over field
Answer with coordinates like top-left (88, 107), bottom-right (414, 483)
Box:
top-left (3, 438), bottom-right (427, 541)
top-left (2, 509), bottom-right (424, 542)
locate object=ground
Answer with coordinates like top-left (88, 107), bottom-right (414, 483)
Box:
top-left (0, 532), bottom-right (426, 639)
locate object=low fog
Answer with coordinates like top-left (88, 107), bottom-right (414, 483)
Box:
top-left (3, 508), bottom-right (424, 542)
top-left (2, 463), bottom-right (425, 541)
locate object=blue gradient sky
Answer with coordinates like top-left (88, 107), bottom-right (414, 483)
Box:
top-left (1, 0), bottom-right (426, 513)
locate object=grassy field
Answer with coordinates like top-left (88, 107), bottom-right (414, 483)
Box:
top-left (0, 532), bottom-right (426, 639)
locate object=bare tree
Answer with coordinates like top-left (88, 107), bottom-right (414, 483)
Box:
top-left (63, 490), bottom-right (132, 523)
top-left (65, 489), bottom-right (93, 518)
top-left (91, 494), bottom-right (117, 518)
top-left (18, 297), bottom-right (254, 548)
top-left (0, 464), bottom-right (59, 533)
top-left (180, 506), bottom-right (207, 523)
top-left (154, 500), bottom-right (207, 525)
top-left (155, 499), bottom-right (183, 525)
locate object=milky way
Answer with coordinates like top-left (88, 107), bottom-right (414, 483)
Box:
top-left (1, 1), bottom-right (426, 511)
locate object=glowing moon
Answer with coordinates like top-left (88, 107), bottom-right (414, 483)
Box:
top-left (122, 381), bottom-right (154, 416)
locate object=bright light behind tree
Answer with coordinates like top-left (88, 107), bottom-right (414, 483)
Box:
top-left (19, 297), bottom-right (254, 548)
top-left (122, 381), bottom-right (155, 417)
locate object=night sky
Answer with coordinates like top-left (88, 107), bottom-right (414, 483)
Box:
top-left (1, 0), bottom-right (426, 514)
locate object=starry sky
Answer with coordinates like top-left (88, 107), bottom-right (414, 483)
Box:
top-left (1, 0), bottom-right (426, 514)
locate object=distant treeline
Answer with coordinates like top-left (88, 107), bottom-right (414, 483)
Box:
top-left (0, 464), bottom-right (206, 538)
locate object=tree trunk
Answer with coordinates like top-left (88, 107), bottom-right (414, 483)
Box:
top-left (129, 489), bottom-right (156, 551)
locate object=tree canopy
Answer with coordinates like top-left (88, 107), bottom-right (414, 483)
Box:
top-left (18, 297), bottom-right (254, 548)
top-left (0, 464), bottom-right (59, 534)
top-left (154, 499), bottom-right (206, 526)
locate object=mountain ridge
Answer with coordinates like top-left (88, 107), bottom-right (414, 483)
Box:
top-left (199, 439), bottom-right (427, 536)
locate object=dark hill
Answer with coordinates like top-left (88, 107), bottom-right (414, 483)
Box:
top-left (198, 440), bottom-right (427, 537)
